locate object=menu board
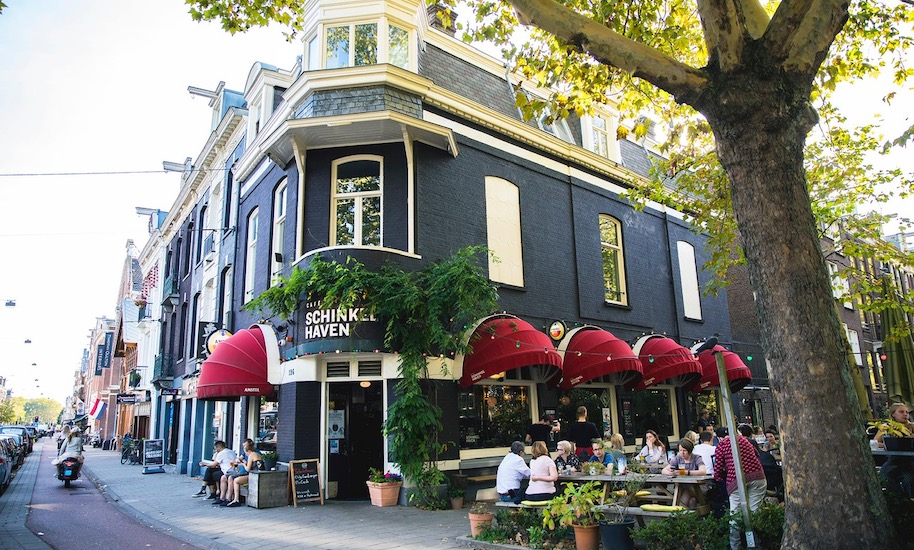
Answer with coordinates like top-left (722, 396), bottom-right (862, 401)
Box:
top-left (143, 439), bottom-right (164, 466)
top-left (289, 459), bottom-right (323, 506)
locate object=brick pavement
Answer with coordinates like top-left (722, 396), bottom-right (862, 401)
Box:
top-left (0, 440), bottom-right (50, 549)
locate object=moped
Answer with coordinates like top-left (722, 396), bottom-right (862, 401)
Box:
top-left (56, 456), bottom-right (82, 488)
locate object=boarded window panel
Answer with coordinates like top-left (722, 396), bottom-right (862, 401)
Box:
top-left (677, 241), bottom-right (702, 320)
top-left (485, 177), bottom-right (524, 287)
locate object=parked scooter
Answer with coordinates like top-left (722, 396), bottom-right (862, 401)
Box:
top-left (56, 456), bottom-right (82, 488)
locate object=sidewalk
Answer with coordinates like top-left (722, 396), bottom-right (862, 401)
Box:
top-left (80, 446), bottom-right (476, 550)
top-left (0, 441), bottom-right (50, 549)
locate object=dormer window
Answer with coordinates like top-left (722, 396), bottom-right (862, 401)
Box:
top-left (311, 21), bottom-right (412, 71)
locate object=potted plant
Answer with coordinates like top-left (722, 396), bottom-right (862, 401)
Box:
top-left (366, 467), bottom-right (403, 507)
top-left (542, 480), bottom-right (605, 550)
top-left (261, 451), bottom-right (278, 471)
top-left (870, 418), bottom-right (914, 451)
top-left (447, 480), bottom-right (465, 510)
top-left (468, 501), bottom-right (494, 537)
top-left (599, 474), bottom-right (648, 550)
top-left (584, 461), bottom-right (606, 476)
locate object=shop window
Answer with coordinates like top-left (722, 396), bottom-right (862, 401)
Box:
top-left (331, 156), bottom-right (382, 247)
top-left (458, 384), bottom-right (530, 449)
top-left (615, 388), bottom-right (674, 445)
top-left (599, 214), bottom-right (627, 305)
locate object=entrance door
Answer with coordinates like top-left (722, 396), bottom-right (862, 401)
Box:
top-left (327, 381), bottom-right (384, 500)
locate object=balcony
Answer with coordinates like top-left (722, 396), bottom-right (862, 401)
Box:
top-left (152, 354), bottom-right (174, 383)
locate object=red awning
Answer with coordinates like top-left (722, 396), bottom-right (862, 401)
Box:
top-left (631, 335), bottom-right (703, 390)
top-left (558, 327), bottom-right (642, 390)
top-left (458, 315), bottom-right (562, 388)
top-left (690, 344), bottom-right (752, 392)
top-left (198, 325), bottom-right (276, 400)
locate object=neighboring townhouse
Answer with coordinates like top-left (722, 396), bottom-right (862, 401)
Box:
top-left (150, 82), bottom-right (250, 473)
top-left (192, 0), bottom-right (740, 500)
top-left (83, 316), bottom-right (118, 441)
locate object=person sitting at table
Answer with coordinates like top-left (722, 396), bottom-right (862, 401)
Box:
top-left (607, 433), bottom-right (626, 463)
top-left (876, 402), bottom-right (914, 498)
top-left (684, 430), bottom-right (700, 445)
top-left (554, 440), bottom-right (581, 472)
top-left (589, 439), bottom-right (614, 466)
top-left (570, 406), bottom-right (601, 460)
top-left (637, 430), bottom-right (666, 464)
top-left (496, 441), bottom-right (531, 503)
top-left (762, 428), bottom-right (781, 461)
top-left (525, 441), bottom-right (559, 502)
top-left (661, 438), bottom-right (707, 508)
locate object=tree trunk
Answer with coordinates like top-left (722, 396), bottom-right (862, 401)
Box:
top-left (697, 70), bottom-right (895, 547)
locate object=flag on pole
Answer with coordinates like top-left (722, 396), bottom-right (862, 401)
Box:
top-left (89, 399), bottom-right (107, 419)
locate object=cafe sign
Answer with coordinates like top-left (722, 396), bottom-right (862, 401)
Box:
top-left (300, 298), bottom-right (384, 352)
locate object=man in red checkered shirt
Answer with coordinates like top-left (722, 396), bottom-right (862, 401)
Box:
top-left (713, 425), bottom-right (767, 549)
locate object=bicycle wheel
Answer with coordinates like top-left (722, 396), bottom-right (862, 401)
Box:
top-left (120, 448), bottom-right (129, 464)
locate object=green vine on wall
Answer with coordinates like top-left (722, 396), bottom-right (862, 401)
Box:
top-left (244, 246), bottom-right (499, 488)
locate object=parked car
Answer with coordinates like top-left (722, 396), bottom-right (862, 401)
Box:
top-left (23, 426), bottom-right (38, 441)
top-left (0, 440), bottom-right (12, 495)
top-left (256, 430), bottom-right (277, 452)
top-left (0, 426), bottom-right (32, 454)
top-left (0, 434), bottom-right (24, 470)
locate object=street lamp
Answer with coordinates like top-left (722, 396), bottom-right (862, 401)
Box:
top-left (4, 299), bottom-right (14, 307)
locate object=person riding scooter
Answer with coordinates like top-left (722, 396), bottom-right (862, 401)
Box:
top-left (54, 426), bottom-right (84, 470)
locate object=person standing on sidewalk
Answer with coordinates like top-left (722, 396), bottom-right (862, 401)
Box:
top-left (713, 428), bottom-right (767, 549)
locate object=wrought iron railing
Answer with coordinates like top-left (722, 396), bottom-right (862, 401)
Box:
top-left (161, 273), bottom-right (178, 301)
top-left (153, 354), bottom-right (174, 380)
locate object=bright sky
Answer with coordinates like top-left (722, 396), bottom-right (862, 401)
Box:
top-left (0, 0), bottom-right (298, 406)
top-left (0, 1), bottom-right (910, 409)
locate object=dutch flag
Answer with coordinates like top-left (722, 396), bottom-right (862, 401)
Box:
top-left (89, 399), bottom-right (107, 420)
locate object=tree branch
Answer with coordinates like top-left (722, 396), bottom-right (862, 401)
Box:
top-left (733, 0), bottom-right (771, 38)
top-left (764, 0), bottom-right (849, 75)
top-left (696, 0), bottom-right (745, 71)
top-left (508, 0), bottom-right (707, 105)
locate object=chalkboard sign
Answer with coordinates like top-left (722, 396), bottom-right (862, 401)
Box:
top-left (142, 439), bottom-right (165, 474)
top-left (289, 459), bottom-right (323, 506)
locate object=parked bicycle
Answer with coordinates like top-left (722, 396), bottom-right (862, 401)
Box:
top-left (120, 440), bottom-right (141, 465)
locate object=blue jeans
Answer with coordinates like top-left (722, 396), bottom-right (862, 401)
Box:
top-left (499, 493), bottom-right (515, 502)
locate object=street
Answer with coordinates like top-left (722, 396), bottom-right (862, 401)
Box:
top-left (20, 439), bottom-right (193, 549)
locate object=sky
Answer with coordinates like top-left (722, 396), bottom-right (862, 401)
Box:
top-left (0, 1), bottom-right (911, 408)
top-left (0, 0), bottom-right (299, 406)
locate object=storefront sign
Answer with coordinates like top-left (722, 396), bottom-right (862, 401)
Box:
top-left (160, 388), bottom-right (181, 396)
top-left (548, 321), bottom-right (566, 341)
top-left (143, 439), bottom-right (165, 466)
top-left (116, 393), bottom-right (137, 404)
top-left (300, 299), bottom-right (384, 352)
top-left (200, 322), bottom-right (230, 358)
top-left (182, 376), bottom-right (198, 398)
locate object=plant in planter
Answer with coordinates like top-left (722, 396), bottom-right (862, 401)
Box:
top-left (542, 480), bottom-right (605, 550)
top-left (469, 501), bottom-right (495, 537)
top-left (260, 451), bottom-right (278, 470)
top-left (367, 467), bottom-right (404, 507)
top-left (599, 474), bottom-right (649, 550)
top-left (447, 479), bottom-right (466, 510)
top-left (870, 418), bottom-right (914, 451)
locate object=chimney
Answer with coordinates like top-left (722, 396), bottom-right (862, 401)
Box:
top-left (427, 2), bottom-right (457, 36)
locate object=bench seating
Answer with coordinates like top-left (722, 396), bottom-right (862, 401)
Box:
top-left (596, 504), bottom-right (694, 527)
top-left (466, 474), bottom-right (497, 484)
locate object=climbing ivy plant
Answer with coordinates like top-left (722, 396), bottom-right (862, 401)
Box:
top-left (244, 246), bottom-right (499, 492)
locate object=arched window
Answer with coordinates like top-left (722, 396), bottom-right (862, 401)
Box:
top-left (243, 208), bottom-right (259, 303)
top-left (331, 156), bottom-right (382, 247)
top-left (599, 215), bottom-right (627, 305)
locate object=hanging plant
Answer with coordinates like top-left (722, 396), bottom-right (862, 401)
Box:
top-left (244, 246), bottom-right (499, 487)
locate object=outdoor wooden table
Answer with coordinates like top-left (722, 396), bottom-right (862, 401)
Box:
top-left (557, 472), bottom-right (714, 506)
top-left (871, 449), bottom-right (914, 457)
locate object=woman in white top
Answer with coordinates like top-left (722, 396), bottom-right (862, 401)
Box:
top-left (57, 426), bottom-right (84, 463)
top-left (525, 441), bottom-right (558, 501)
top-left (637, 430), bottom-right (666, 464)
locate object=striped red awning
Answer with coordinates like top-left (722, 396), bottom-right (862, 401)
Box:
top-left (690, 344), bottom-right (752, 393)
top-left (198, 326), bottom-right (276, 400)
top-left (558, 327), bottom-right (642, 390)
top-left (631, 335), bottom-right (703, 390)
top-left (458, 315), bottom-right (562, 388)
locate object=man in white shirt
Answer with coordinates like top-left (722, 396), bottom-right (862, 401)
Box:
top-left (693, 431), bottom-right (716, 471)
top-left (199, 440), bottom-right (238, 506)
top-left (495, 441), bottom-right (530, 503)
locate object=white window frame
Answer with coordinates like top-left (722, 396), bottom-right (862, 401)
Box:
top-left (330, 155), bottom-right (383, 247)
top-left (484, 176), bottom-right (524, 287)
top-left (845, 325), bottom-right (863, 366)
top-left (582, 111), bottom-right (621, 163)
top-left (321, 19), bottom-right (412, 70)
top-left (271, 180), bottom-right (288, 286)
top-left (243, 208), bottom-right (259, 303)
top-left (827, 261), bottom-right (852, 309)
top-left (599, 214), bottom-right (627, 306)
top-left (677, 241), bottom-right (703, 320)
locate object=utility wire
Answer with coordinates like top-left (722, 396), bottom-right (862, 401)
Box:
top-left (0, 168), bottom-right (227, 177)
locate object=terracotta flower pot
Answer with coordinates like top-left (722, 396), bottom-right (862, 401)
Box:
top-left (367, 481), bottom-right (402, 507)
top-left (468, 512), bottom-right (494, 537)
top-left (450, 496), bottom-right (464, 510)
top-left (572, 524), bottom-right (601, 550)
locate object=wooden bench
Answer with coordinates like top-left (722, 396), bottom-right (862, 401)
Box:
top-left (596, 505), bottom-right (694, 527)
top-left (466, 474), bottom-right (497, 484)
top-left (495, 501), bottom-right (547, 510)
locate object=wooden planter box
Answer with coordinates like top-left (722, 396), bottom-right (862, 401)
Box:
top-left (247, 470), bottom-right (290, 509)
